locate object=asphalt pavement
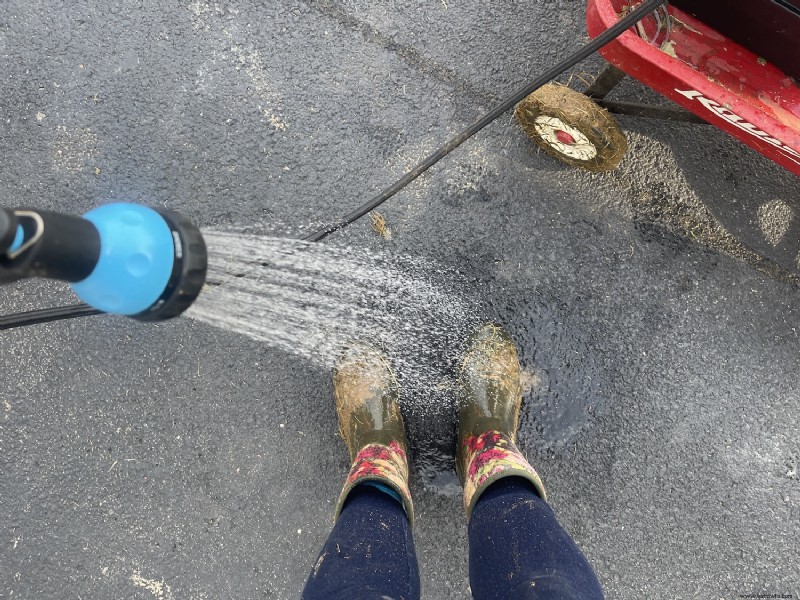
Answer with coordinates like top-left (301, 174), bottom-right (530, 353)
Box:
top-left (1, 1), bottom-right (799, 598)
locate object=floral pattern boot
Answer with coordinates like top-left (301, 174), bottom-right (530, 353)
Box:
top-left (456, 324), bottom-right (546, 520)
top-left (333, 345), bottom-right (414, 525)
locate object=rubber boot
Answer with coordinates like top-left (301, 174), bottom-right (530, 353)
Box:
top-left (333, 345), bottom-right (414, 525)
top-left (456, 323), bottom-right (546, 520)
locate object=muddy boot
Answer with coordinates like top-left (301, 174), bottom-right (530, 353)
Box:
top-left (333, 345), bottom-right (414, 525)
top-left (456, 323), bottom-right (546, 520)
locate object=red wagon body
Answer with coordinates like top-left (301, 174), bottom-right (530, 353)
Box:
top-left (586, 0), bottom-right (800, 177)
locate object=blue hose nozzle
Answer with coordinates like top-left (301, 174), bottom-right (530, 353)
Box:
top-left (0, 203), bottom-right (207, 321)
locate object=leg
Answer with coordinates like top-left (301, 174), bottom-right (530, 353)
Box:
top-left (304, 345), bottom-right (419, 600)
top-left (456, 324), bottom-right (604, 599)
top-left (468, 477), bottom-right (603, 600)
top-left (303, 484), bottom-right (420, 600)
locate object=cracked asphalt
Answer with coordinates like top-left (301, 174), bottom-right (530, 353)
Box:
top-left (1, 1), bottom-right (799, 598)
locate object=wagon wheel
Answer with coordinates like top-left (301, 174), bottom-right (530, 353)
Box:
top-left (515, 83), bottom-right (628, 172)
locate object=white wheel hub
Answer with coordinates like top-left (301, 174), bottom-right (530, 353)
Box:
top-left (533, 116), bottom-right (598, 161)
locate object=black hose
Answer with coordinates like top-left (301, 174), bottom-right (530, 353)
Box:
top-left (0, 0), bottom-right (665, 330)
top-left (303, 0), bottom-right (665, 242)
top-left (0, 303), bottom-right (101, 331)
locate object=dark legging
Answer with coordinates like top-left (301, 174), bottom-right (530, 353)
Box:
top-left (302, 478), bottom-right (604, 599)
top-left (303, 484), bottom-right (420, 600)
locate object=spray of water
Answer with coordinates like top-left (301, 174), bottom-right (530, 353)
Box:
top-left (186, 230), bottom-right (484, 413)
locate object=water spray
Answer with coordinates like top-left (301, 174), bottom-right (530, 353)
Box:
top-left (0, 204), bottom-right (207, 321)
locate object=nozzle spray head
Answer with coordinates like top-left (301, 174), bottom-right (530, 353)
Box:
top-left (0, 203), bottom-right (207, 321)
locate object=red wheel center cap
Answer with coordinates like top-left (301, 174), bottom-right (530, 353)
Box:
top-left (556, 130), bottom-right (576, 145)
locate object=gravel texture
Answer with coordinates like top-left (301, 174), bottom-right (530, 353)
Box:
top-left (1, 1), bottom-right (798, 598)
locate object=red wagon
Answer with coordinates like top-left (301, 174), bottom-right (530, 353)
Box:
top-left (515, 0), bottom-right (800, 177)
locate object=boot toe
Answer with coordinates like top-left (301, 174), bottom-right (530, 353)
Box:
top-left (456, 323), bottom-right (524, 481)
top-left (333, 344), bottom-right (406, 461)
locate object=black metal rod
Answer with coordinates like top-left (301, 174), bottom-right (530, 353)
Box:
top-left (584, 64), bottom-right (627, 100)
top-left (595, 99), bottom-right (709, 123)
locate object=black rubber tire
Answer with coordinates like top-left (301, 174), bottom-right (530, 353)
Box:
top-left (515, 83), bottom-right (628, 172)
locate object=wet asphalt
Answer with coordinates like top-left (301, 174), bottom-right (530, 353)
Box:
top-left (1, 1), bottom-right (799, 598)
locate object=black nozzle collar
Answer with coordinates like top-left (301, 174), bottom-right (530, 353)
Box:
top-left (134, 210), bottom-right (207, 321)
